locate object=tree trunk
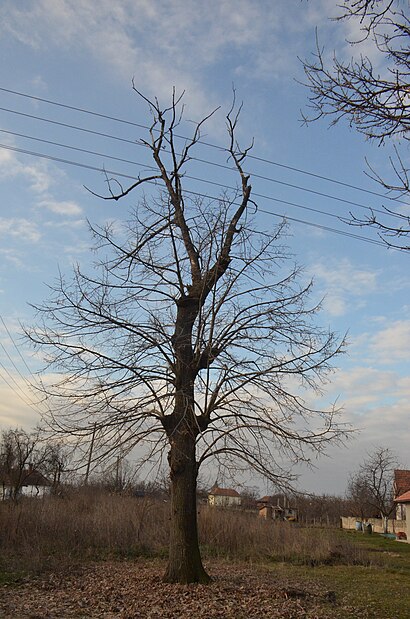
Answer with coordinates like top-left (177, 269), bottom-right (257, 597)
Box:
top-left (383, 515), bottom-right (388, 534)
top-left (163, 430), bottom-right (210, 584)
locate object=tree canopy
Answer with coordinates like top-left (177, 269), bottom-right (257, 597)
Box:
top-left (303, 0), bottom-right (410, 249)
top-left (27, 90), bottom-right (347, 582)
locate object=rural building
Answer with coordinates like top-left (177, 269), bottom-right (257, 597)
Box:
top-left (394, 490), bottom-right (410, 541)
top-left (0, 465), bottom-right (52, 500)
top-left (257, 495), bottom-right (298, 521)
top-left (341, 470), bottom-right (410, 537)
top-left (208, 486), bottom-right (241, 508)
top-left (394, 470), bottom-right (410, 520)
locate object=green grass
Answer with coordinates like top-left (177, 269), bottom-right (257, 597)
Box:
top-left (269, 531), bottom-right (410, 619)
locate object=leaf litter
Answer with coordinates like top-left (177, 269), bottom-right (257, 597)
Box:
top-left (0, 559), bottom-right (369, 618)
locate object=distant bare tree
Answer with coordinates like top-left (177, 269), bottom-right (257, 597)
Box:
top-left (43, 441), bottom-right (70, 490)
top-left (27, 90), bottom-right (347, 583)
top-left (296, 493), bottom-right (352, 526)
top-left (303, 0), bottom-right (410, 249)
top-left (347, 447), bottom-right (398, 531)
top-left (346, 475), bottom-right (375, 521)
top-left (0, 428), bottom-right (48, 500)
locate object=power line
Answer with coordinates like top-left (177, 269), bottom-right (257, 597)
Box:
top-left (0, 316), bottom-right (52, 417)
top-left (0, 141), bottom-right (392, 250)
top-left (0, 361), bottom-right (44, 414)
top-left (0, 126), bottom-right (404, 223)
top-left (0, 315), bottom-right (37, 376)
top-left (258, 207), bottom-right (385, 246)
top-left (0, 85), bottom-right (407, 207)
top-left (0, 107), bottom-right (405, 220)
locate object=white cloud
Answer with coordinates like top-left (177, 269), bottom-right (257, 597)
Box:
top-left (0, 218), bottom-right (41, 243)
top-left (0, 248), bottom-right (24, 268)
top-left (0, 145), bottom-right (54, 193)
top-left (311, 257), bottom-right (378, 316)
top-left (327, 365), bottom-right (398, 408)
top-left (322, 360), bottom-right (409, 444)
top-left (0, 0), bottom-right (337, 115)
top-left (44, 219), bottom-right (85, 229)
top-left (368, 320), bottom-right (410, 364)
top-left (63, 241), bottom-right (92, 256)
top-left (38, 199), bottom-right (83, 216)
top-left (0, 377), bottom-right (43, 430)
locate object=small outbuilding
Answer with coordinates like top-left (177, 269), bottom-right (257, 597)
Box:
top-left (257, 495), bottom-right (298, 521)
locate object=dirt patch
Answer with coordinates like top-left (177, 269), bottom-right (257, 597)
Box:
top-left (0, 559), bottom-right (362, 618)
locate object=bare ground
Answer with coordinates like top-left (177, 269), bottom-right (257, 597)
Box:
top-left (0, 559), bottom-right (367, 619)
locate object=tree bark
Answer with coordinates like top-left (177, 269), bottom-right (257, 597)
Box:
top-left (163, 428), bottom-right (210, 584)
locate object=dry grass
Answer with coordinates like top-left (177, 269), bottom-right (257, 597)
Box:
top-left (0, 487), bottom-right (371, 576)
top-left (198, 506), bottom-right (371, 566)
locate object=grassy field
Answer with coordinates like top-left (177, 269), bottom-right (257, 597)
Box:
top-left (0, 490), bottom-right (409, 617)
top-left (269, 532), bottom-right (410, 619)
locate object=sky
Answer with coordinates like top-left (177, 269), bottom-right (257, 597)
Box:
top-left (0, 0), bottom-right (408, 496)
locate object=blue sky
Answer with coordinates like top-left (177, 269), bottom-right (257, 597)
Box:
top-left (0, 0), bottom-right (408, 495)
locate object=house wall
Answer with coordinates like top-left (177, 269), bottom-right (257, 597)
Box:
top-left (1, 485), bottom-right (51, 499)
top-left (21, 485), bottom-right (51, 498)
top-left (259, 505), bottom-right (273, 519)
top-left (401, 504), bottom-right (410, 541)
top-left (208, 494), bottom-right (241, 507)
top-left (396, 503), bottom-right (406, 520)
top-left (340, 516), bottom-right (406, 535)
top-left (1, 485), bottom-right (12, 500)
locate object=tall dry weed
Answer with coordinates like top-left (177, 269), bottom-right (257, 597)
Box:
top-left (0, 488), bottom-right (372, 574)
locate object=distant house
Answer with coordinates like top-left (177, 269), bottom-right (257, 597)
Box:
top-left (394, 470), bottom-right (410, 520)
top-left (208, 486), bottom-right (241, 508)
top-left (0, 465), bottom-right (52, 500)
top-left (257, 494), bottom-right (298, 521)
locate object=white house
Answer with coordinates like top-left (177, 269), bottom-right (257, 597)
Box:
top-left (394, 490), bottom-right (410, 541)
top-left (208, 486), bottom-right (241, 508)
top-left (1, 466), bottom-right (52, 500)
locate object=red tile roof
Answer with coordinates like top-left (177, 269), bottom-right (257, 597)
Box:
top-left (209, 486), bottom-right (240, 497)
top-left (394, 490), bottom-right (410, 503)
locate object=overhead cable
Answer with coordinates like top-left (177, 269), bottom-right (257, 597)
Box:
top-left (0, 127), bottom-right (404, 222)
top-left (0, 85), bottom-right (407, 206)
top-left (0, 141), bottom-right (396, 250)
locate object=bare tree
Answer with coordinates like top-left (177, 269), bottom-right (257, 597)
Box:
top-left (296, 493), bottom-right (352, 526)
top-left (347, 447), bottom-right (398, 531)
top-left (43, 441), bottom-right (70, 490)
top-left (302, 0), bottom-right (410, 249)
top-left (0, 428), bottom-right (48, 500)
top-left (27, 90), bottom-right (347, 583)
top-left (346, 474), bottom-right (376, 521)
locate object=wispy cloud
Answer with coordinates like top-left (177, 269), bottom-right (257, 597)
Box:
top-left (0, 0), bottom-right (336, 114)
top-left (0, 218), bottom-right (41, 243)
top-left (311, 257), bottom-right (378, 316)
top-left (0, 248), bottom-right (24, 268)
top-left (38, 199), bottom-right (83, 216)
top-left (368, 320), bottom-right (410, 364)
top-left (0, 144), bottom-right (54, 193)
top-left (0, 377), bottom-right (43, 429)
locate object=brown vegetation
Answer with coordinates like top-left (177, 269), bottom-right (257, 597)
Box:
top-left (0, 488), bottom-right (371, 576)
